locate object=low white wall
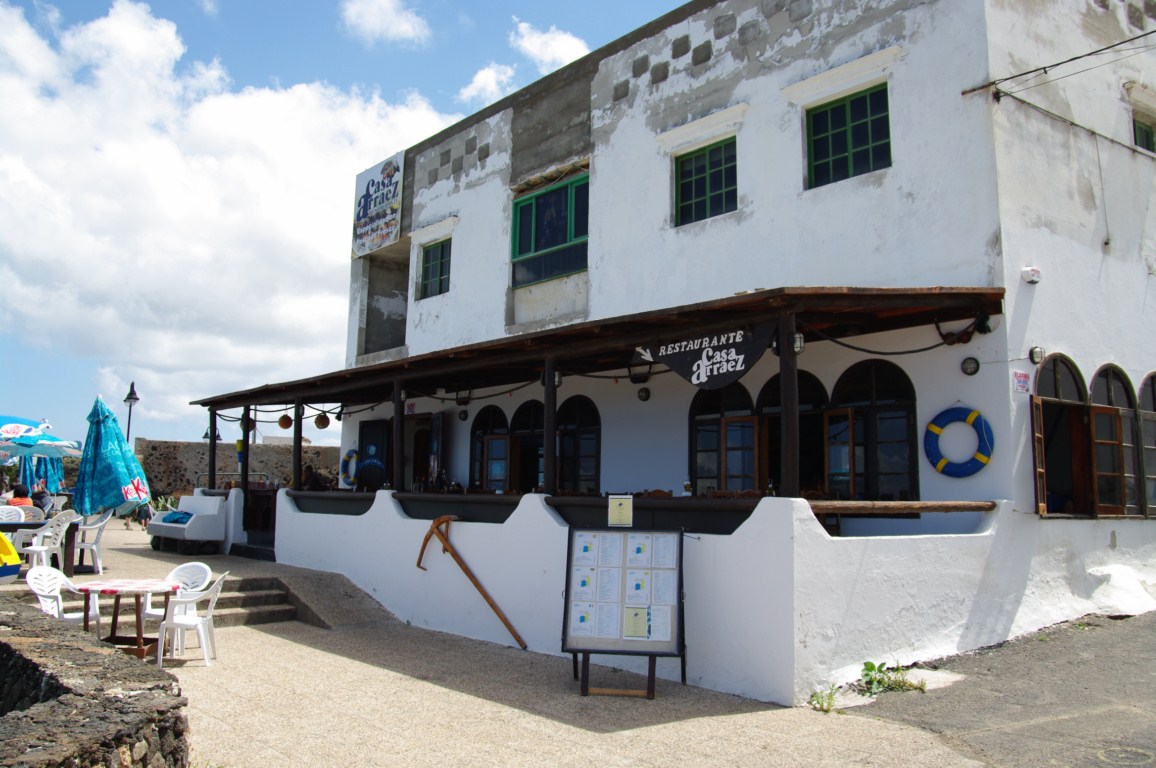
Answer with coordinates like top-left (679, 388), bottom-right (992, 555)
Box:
top-left (273, 492), bottom-right (1156, 706)
top-left (793, 502), bottom-right (1156, 703)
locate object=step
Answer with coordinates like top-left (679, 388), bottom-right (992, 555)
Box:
top-left (214, 604), bottom-right (297, 627)
top-left (59, 578), bottom-right (299, 629)
top-left (215, 588), bottom-right (289, 610)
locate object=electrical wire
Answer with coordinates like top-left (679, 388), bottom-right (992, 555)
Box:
top-left (1003, 45), bottom-right (1156, 95)
top-left (964, 29), bottom-right (1156, 95)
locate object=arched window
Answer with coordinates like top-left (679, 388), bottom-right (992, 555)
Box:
top-left (510, 400), bottom-right (545, 493)
top-left (828, 360), bottom-right (917, 501)
top-left (557, 396), bottom-right (600, 494)
top-left (1089, 366), bottom-right (1140, 516)
top-left (690, 384), bottom-right (755, 495)
top-left (756, 371), bottom-right (829, 495)
top-left (1031, 355), bottom-right (1088, 515)
top-left (1140, 375), bottom-right (1156, 516)
top-left (470, 406), bottom-right (509, 492)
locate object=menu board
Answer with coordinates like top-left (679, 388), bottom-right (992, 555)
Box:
top-left (561, 528), bottom-right (683, 657)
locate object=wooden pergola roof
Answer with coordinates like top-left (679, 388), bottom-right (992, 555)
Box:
top-left (192, 286), bottom-right (1004, 411)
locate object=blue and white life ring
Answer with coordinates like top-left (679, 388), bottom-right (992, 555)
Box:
top-left (340, 449), bottom-right (358, 487)
top-left (923, 406), bottom-right (994, 478)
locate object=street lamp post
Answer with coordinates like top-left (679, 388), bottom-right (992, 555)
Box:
top-left (123, 382), bottom-right (140, 442)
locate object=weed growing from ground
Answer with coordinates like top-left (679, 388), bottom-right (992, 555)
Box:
top-left (808, 685), bottom-right (840, 713)
top-left (855, 661), bottom-right (927, 696)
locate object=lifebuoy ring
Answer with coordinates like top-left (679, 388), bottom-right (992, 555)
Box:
top-left (923, 406), bottom-right (994, 478)
top-left (340, 449), bottom-right (359, 487)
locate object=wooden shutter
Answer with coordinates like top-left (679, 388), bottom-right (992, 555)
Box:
top-left (1090, 405), bottom-right (1125, 516)
top-left (1030, 396), bottom-right (1047, 515)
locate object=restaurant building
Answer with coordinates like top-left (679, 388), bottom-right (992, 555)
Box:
top-left (195, 0), bottom-right (1156, 704)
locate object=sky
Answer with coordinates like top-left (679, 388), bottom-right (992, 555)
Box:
top-left (0, 0), bottom-right (683, 449)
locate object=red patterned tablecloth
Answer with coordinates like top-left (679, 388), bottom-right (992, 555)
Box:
top-left (77, 578), bottom-right (179, 596)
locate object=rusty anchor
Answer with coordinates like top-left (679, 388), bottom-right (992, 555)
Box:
top-left (416, 515), bottom-right (527, 649)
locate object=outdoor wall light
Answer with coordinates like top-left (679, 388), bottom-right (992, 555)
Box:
top-left (458, 409), bottom-right (469, 421)
top-left (637, 387), bottom-right (651, 402)
top-left (1029, 346), bottom-right (1047, 365)
top-left (314, 413), bottom-right (331, 430)
top-left (960, 357), bottom-right (980, 376)
top-left (772, 333), bottom-right (805, 356)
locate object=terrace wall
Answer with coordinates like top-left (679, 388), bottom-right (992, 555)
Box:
top-left (0, 599), bottom-right (188, 768)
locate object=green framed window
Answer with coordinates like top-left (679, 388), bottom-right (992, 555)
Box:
top-left (1135, 117), bottom-right (1155, 153)
top-left (511, 174), bottom-right (588, 288)
top-left (418, 239), bottom-right (451, 299)
top-left (808, 84), bottom-right (891, 189)
top-left (676, 138), bottom-right (737, 226)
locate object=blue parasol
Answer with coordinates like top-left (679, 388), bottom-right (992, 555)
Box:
top-left (0, 415), bottom-right (81, 460)
top-left (17, 456), bottom-right (36, 489)
top-left (34, 456), bottom-right (65, 494)
top-left (71, 396), bottom-right (151, 517)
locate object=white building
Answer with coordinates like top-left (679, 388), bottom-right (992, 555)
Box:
top-left (197, 0), bottom-right (1156, 704)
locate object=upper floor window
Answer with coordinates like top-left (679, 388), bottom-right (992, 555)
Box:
top-left (512, 174), bottom-right (588, 288)
top-left (418, 239), bottom-right (451, 299)
top-left (808, 84), bottom-right (891, 188)
top-left (676, 138), bottom-right (737, 225)
top-left (1135, 116), bottom-right (1155, 153)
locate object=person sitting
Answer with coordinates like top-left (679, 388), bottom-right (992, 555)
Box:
top-left (31, 487), bottom-right (54, 514)
top-left (8, 484), bottom-right (33, 507)
top-left (302, 464), bottom-right (328, 491)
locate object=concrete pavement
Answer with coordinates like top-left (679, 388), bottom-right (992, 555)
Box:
top-left (3, 523), bottom-right (1152, 767)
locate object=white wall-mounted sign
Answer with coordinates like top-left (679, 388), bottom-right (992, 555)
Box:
top-left (352, 151), bottom-right (404, 257)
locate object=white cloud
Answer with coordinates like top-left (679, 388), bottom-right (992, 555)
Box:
top-left (0, 0), bottom-right (457, 441)
top-left (340, 0), bottom-right (430, 46)
top-left (457, 62), bottom-right (516, 106)
top-left (196, 0), bottom-right (218, 15)
top-left (509, 16), bottom-right (589, 75)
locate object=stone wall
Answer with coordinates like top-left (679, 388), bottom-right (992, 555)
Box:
top-left (133, 439), bottom-right (341, 496)
top-left (0, 597), bottom-right (188, 768)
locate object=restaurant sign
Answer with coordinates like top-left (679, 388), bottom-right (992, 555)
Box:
top-left (352, 151), bottom-right (404, 258)
top-left (634, 323), bottom-right (774, 390)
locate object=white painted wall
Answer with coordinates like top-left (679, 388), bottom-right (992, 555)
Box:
top-left (273, 492), bottom-right (1156, 705)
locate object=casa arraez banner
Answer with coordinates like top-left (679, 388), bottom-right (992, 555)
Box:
top-left (634, 323), bottom-right (774, 390)
top-left (352, 151), bottom-right (404, 258)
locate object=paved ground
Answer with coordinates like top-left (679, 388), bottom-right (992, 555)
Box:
top-left (4, 524), bottom-right (1154, 767)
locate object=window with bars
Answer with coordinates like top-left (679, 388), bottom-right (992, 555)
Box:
top-left (676, 138), bottom-right (737, 226)
top-left (808, 84), bottom-right (892, 189)
top-left (418, 239), bottom-right (451, 299)
top-left (511, 174), bottom-right (588, 288)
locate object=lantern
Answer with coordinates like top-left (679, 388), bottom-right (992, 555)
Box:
top-left (278, 414), bottom-right (293, 429)
top-left (314, 413), bottom-right (331, 430)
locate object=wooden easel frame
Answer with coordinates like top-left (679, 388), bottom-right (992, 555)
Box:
top-left (561, 527), bottom-right (687, 700)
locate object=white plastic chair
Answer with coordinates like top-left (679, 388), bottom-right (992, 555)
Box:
top-left (50, 496), bottom-right (69, 514)
top-left (21, 506), bottom-right (45, 522)
top-left (157, 571), bottom-right (229, 667)
top-left (76, 510), bottom-right (114, 574)
top-left (144, 561), bottom-right (213, 622)
top-left (26, 565), bottom-right (101, 635)
top-left (13, 512), bottom-right (77, 568)
top-left (0, 506), bottom-right (25, 522)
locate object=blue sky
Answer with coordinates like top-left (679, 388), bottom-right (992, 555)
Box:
top-left (0, 0), bottom-right (681, 449)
